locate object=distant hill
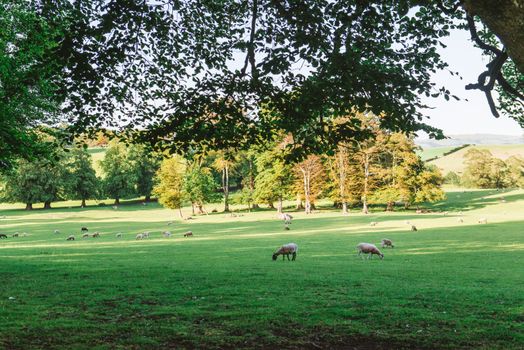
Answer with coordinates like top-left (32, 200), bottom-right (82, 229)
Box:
top-left (416, 134), bottom-right (524, 149)
top-left (426, 144), bottom-right (524, 175)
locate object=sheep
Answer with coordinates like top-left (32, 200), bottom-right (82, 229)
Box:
top-left (112, 205), bottom-right (118, 210)
top-left (357, 243), bottom-right (384, 259)
top-left (54, 229), bottom-right (60, 234)
top-left (142, 232), bottom-right (150, 238)
top-left (478, 218), bottom-right (488, 224)
top-left (66, 235), bottom-right (75, 241)
top-left (279, 213), bottom-right (293, 225)
top-left (12, 233), bottom-right (19, 238)
top-left (82, 233), bottom-right (90, 238)
top-left (272, 243), bottom-right (298, 261)
top-left (381, 239), bottom-right (394, 248)
top-left (116, 233), bottom-right (123, 238)
top-left (284, 224), bottom-right (290, 230)
top-left (163, 231), bottom-right (172, 238)
top-left (136, 233), bottom-right (144, 240)
top-left (183, 231), bottom-right (193, 237)
top-left (142, 202), bottom-right (147, 206)
top-left (92, 232), bottom-right (100, 238)
top-left (370, 221), bottom-right (378, 227)
top-left (0, 234), bottom-right (7, 239)
top-left (21, 232), bottom-right (28, 237)
top-left (81, 227), bottom-right (88, 232)
top-left (411, 225), bottom-right (418, 231)
top-left (457, 217), bottom-right (464, 223)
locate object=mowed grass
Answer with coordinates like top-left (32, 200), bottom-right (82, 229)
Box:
top-left (0, 190), bottom-right (523, 349)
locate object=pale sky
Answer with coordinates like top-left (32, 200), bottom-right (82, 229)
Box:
top-left (418, 29), bottom-right (523, 138)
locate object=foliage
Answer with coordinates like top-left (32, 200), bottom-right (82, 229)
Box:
top-left (293, 154), bottom-right (326, 213)
top-left (128, 144), bottom-right (162, 201)
top-left (183, 165), bottom-right (221, 213)
top-left (99, 142), bottom-right (136, 204)
top-left (63, 147), bottom-right (99, 207)
top-left (444, 171), bottom-right (462, 186)
top-left (461, 148), bottom-right (517, 189)
top-left (153, 157), bottom-right (186, 215)
top-left (253, 147), bottom-right (293, 209)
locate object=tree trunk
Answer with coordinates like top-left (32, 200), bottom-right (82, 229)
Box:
top-left (114, 198), bottom-right (120, 205)
top-left (191, 203), bottom-right (195, 216)
top-left (223, 166), bottom-right (230, 212)
top-left (25, 203), bottom-right (33, 210)
top-left (145, 195), bottom-right (151, 202)
top-left (296, 195), bottom-right (304, 210)
top-left (252, 203), bottom-right (259, 209)
top-left (178, 208), bottom-right (184, 219)
top-left (462, 0), bottom-right (524, 73)
top-left (342, 202), bottom-right (348, 215)
top-left (386, 201), bottom-right (394, 211)
top-left (338, 147), bottom-right (348, 215)
top-left (362, 153), bottom-right (369, 214)
top-left (81, 198), bottom-right (86, 208)
top-left (44, 201), bottom-right (52, 209)
top-left (277, 195), bottom-right (283, 213)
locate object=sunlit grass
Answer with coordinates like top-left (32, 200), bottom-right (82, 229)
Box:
top-left (0, 189), bottom-right (523, 349)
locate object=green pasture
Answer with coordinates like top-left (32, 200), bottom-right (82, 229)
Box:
top-left (0, 189), bottom-right (523, 349)
top-left (417, 146), bottom-right (457, 161)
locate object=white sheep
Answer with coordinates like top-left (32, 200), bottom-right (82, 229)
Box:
top-left (279, 213), bottom-right (293, 225)
top-left (163, 231), bottom-right (172, 238)
top-left (142, 232), bottom-right (150, 238)
top-left (478, 218), bottom-right (487, 224)
top-left (357, 243), bottom-right (384, 259)
top-left (66, 235), bottom-right (75, 241)
top-left (272, 243), bottom-right (298, 261)
top-left (136, 233), bottom-right (144, 240)
top-left (370, 221), bottom-right (378, 226)
top-left (116, 233), bottom-right (123, 238)
top-left (112, 205), bottom-right (118, 210)
top-left (12, 233), bottom-right (19, 238)
top-left (381, 239), bottom-right (394, 248)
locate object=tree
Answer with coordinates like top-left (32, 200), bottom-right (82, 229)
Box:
top-left (128, 144), bottom-right (161, 202)
top-left (99, 142), bottom-right (135, 205)
top-left (253, 148), bottom-right (293, 212)
top-left (413, 165), bottom-right (446, 205)
top-left (183, 165), bottom-right (220, 215)
top-left (506, 155), bottom-right (524, 188)
top-left (64, 147), bottom-right (99, 207)
top-left (444, 171), bottom-right (462, 186)
top-left (294, 155), bottom-right (326, 214)
top-left (211, 151), bottom-right (237, 212)
top-left (153, 157), bottom-right (186, 218)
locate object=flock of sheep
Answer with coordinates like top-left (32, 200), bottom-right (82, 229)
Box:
top-left (54, 227), bottom-right (195, 241)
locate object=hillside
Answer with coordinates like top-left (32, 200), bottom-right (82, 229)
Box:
top-left (416, 134), bottom-right (524, 149)
top-left (427, 144), bottom-right (524, 175)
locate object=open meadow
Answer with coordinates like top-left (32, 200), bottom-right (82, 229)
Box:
top-left (0, 189), bottom-right (523, 349)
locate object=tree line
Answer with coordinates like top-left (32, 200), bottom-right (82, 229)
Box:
top-left (444, 148), bottom-right (524, 189)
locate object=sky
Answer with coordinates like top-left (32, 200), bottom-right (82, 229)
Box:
top-left (418, 29), bottom-right (522, 138)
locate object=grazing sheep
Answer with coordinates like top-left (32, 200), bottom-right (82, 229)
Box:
top-left (82, 233), bottom-right (90, 238)
top-left (54, 229), bottom-right (60, 234)
top-left (411, 225), bottom-right (418, 231)
top-left (0, 234), bottom-right (7, 239)
top-left (370, 221), bottom-right (378, 227)
top-left (92, 232), bottom-right (100, 238)
top-left (12, 233), bottom-right (19, 238)
top-left (163, 231), bottom-right (172, 238)
top-left (272, 243), bottom-right (298, 261)
top-left (183, 231), bottom-right (193, 237)
top-left (357, 243), bottom-right (384, 259)
top-left (66, 235), bottom-right (75, 241)
top-left (142, 232), bottom-right (150, 238)
top-left (116, 233), bottom-right (123, 238)
top-left (21, 232), bottom-right (28, 237)
top-left (81, 227), bottom-right (88, 232)
top-left (112, 205), bottom-right (118, 210)
top-left (478, 218), bottom-right (488, 224)
top-left (136, 233), bottom-right (144, 240)
top-left (279, 213), bottom-right (293, 225)
top-left (284, 224), bottom-right (290, 230)
top-left (381, 239), bottom-right (394, 248)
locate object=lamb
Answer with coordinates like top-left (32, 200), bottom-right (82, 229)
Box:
top-left (478, 218), bottom-right (488, 224)
top-left (163, 231), bottom-right (172, 238)
top-left (92, 232), bottom-right (100, 238)
top-left (136, 233), bottom-right (144, 240)
top-left (82, 233), bottom-right (90, 238)
top-left (381, 239), bottom-right (394, 248)
top-left (116, 233), bottom-right (123, 238)
top-left (411, 225), bottom-right (418, 231)
top-left (66, 235), bottom-right (75, 241)
top-left (81, 227), bottom-right (88, 232)
top-left (272, 243), bottom-right (298, 261)
top-left (357, 243), bottom-right (384, 259)
top-left (183, 231), bottom-right (193, 237)
top-left (0, 234), bottom-right (7, 239)
top-left (370, 221), bottom-right (378, 227)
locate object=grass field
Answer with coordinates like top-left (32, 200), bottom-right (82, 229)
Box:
top-left (417, 146), bottom-right (457, 161)
top-left (428, 144), bottom-right (524, 175)
top-left (0, 190), bottom-right (523, 349)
